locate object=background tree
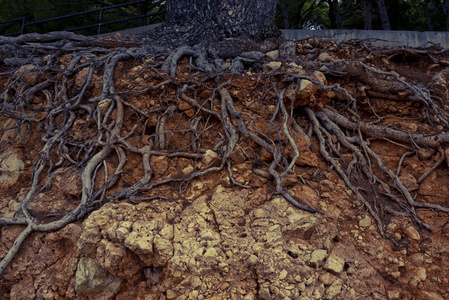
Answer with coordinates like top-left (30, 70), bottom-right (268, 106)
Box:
top-left (326, 0), bottom-right (343, 29)
top-left (434, 0), bottom-right (449, 30)
top-left (278, 0), bottom-right (291, 28)
top-left (363, 0), bottom-right (372, 29)
top-left (376, 0), bottom-right (391, 29)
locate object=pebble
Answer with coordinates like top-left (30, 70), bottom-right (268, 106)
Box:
top-left (416, 290), bottom-right (444, 300)
top-left (324, 253), bottom-right (345, 274)
top-left (390, 271), bottom-right (401, 279)
top-left (266, 61), bottom-right (282, 70)
top-left (310, 249), bottom-right (328, 267)
top-left (324, 279), bottom-right (343, 299)
top-left (279, 269), bottom-right (288, 280)
top-left (319, 272), bottom-right (335, 285)
top-left (359, 216), bottom-right (371, 227)
top-left (415, 267), bottom-right (427, 281)
top-left (404, 226), bottom-right (420, 240)
top-left (409, 253), bottom-right (425, 266)
top-left (248, 255), bottom-right (259, 265)
top-left (417, 149), bottom-right (435, 160)
top-left (318, 52), bottom-right (332, 62)
top-left (387, 290), bottom-right (401, 300)
top-left (166, 289), bottom-right (177, 299)
top-left (265, 50), bottom-right (279, 60)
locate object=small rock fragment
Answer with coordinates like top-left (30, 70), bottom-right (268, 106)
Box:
top-left (248, 255), bottom-right (259, 266)
top-left (166, 289), bottom-right (177, 299)
top-left (416, 290), bottom-right (444, 300)
top-left (415, 267), bottom-right (427, 281)
top-left (318, 52), bottom-right (332, 62)
top-left (359, 216), bottom-right (371, 227)
top-left (407, 123), bottom-right (418, 132)
top-left (417, 149), bottom-right (435, 160)
top-left (404, 226), bottom-right (420, 240)
top-left (387, 290), bottom-right (401, 300)
top-left (323, 253), bottom-right (345, 274)
top-left (312, 70), bottom-right (327, 84)
top-left (17, 64), bottom-right (39, 85)
top-left (409, 253), bottom-right (425, 266)
top-left (178, 100), bottom-right (192, 111)
top-left (399, 174), bottom-right (419, 191)
top-left (265, 50), bottom-right (279, 60)
top-left (324, 279), bottom-right (342, 299)
top-left (266, 61), bottom-right (282, 70)
top-left (202, 150), bottom-right (219, 166)
top-left (390, 271), bottom-right (401, 279)
top-left (319, 272), bottom-right (335, 285)
top-left (191, 276), bottom-right (202, 289)
top-left (279, 269), bottom-right (288, 280)
top-left (310, 249), bottom-right (327, 267)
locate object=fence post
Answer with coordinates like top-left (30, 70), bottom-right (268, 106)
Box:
top-left (98, 9), bottom-right (104, 35)
top-left (21, 17), bottom-right (26, 35)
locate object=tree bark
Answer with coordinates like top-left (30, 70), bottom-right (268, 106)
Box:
top-left (376, 0), bottom-right (391, 30)
top-left (424, 0), bottom-right (433, 31)
top-left (166, 0), bottom-right (280, 41)
top-left (279, 0), bottom-right (291, 29)
top-left (433, 0), bottom-right (449, 30)
top-left (327, 0), bottom-right (343, 29)
top-left (363, 1), bottom-right (372, 30)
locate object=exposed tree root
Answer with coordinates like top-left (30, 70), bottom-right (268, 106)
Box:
top-left (0, 31), bottom-right (449, 275)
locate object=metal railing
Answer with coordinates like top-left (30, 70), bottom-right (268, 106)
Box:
top-left (0, 0), bottom-right (166, 36)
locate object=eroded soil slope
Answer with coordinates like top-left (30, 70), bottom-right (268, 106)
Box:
top-left (0, 37), bottom-right (449, 299)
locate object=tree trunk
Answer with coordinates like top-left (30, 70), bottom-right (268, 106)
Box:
top-left (166, 0), bottom-right (280, 41)
top-left (363, 1), bottom-right (372, 30)
top-left (376, 0), bottom-right (391, 30)
top-left (424, 0), bottom-right (433, 31)
top-left (434, 0), bottom-right (449, 31)
top-left (327, 0), bottom-right (343, 29)
top-left (333, 0), bottom-right (343, 29)
top-left (279, 0), bottom-right (291, 29)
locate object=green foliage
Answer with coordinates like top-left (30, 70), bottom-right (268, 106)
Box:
top-left (275, 0), bottom-right (448, 31)
top-left (276, 0), bottom-right (328, 29)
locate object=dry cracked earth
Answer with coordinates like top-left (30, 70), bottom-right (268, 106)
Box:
top-left (0, 36), bottom-right (449, 300)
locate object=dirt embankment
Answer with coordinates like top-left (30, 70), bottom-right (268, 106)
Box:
top-left (1, 37), bottom-right (449, 299)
